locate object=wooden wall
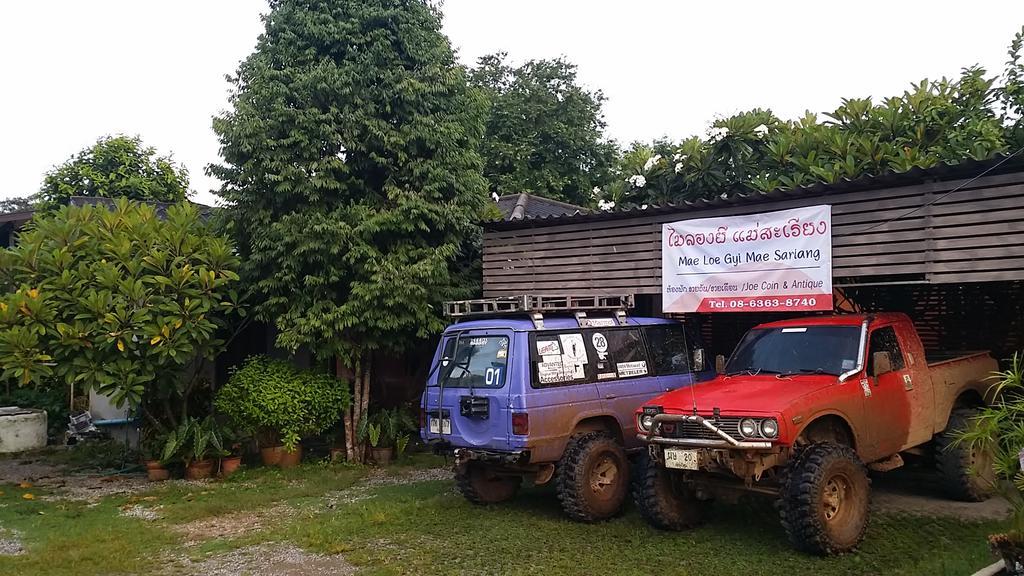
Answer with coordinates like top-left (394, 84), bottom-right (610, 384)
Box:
top-left (482, 171), bottom-right (1024, 296)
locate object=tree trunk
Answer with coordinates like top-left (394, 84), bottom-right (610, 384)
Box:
top-left (339, 358), bottom-right (355, 462)
top-left (358, 355), bottom-right (372, 461)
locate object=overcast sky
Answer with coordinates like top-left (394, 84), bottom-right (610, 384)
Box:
top-left (2, 1), bottom-right (1022, 205)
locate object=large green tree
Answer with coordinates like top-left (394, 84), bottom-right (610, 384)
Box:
top-left (600, 27), bottom-right (1024, 209)
top-left (470, 53), bottom-right (617, 206)
top-left (39, 135), bottom-right (189, 207)
top-left (210, 0), bottom-right (487, 461)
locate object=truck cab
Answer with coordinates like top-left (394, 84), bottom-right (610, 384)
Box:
top-left (634, 312), bottom-right (996, 555)
top-left (421, 295), bottom-right (713, 522)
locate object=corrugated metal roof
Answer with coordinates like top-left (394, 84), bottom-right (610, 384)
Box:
top-left (484, 153), bottom-right (1024, 231)
top-left (494, 192), bottom-right (588, 221)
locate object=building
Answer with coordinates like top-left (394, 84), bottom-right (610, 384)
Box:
top-left (481, 156), bottom-right (1024, 359)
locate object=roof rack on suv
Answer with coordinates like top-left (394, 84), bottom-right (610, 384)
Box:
top-left (444, 294), bottom-right (634, 330)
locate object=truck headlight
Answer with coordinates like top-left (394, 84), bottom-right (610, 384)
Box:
top-left (760, 418), bottom-right (779, 438)
top-left (739, 418), bottom-right (758, 438)
top-left (639, 414), bottom-right (655, 432)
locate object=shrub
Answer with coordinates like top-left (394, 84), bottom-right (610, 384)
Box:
top-left (215, 356), bottom-right (350, 452)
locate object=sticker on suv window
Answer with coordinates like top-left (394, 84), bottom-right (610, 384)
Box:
top-left (617, 361), bottom-right (648, 378)
top-left (592, 333), bottom-right (608, 359)
top-left (536, 340), bottom-right (561, 356)
top-left (559, 334), bottom-right (588, 364)
top-left (537, 360), bottom-right (569, 384)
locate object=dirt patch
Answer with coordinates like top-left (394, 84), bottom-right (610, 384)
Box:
top-left (163, 543), bottom-right (356, 576)
top-left (0, 527), bottom-right (24, 556)
top-left (171, 504), bottom-right (294, 545)
top-left (0, 457), bottom-right (149, 502)
top-left (871, 468), bottom-right (1011, 521)
top-left (319, 467), bottom-right (450, 509)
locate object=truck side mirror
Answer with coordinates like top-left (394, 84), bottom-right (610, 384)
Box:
top-left (693, 348), bottom-right (705, 372)
top-left (872, 351), bottom-right (893, 377)
top-left (715, 354), bottom-right (726, 375)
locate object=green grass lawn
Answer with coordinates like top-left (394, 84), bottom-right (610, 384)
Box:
top-left (0, 453), bottom-right (1006, 576)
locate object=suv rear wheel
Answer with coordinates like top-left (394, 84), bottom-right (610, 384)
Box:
top-left (456, 461), bottom-right (521, 504)
top-left (555, 432), bottom-right (628, 522)
top-left (779, 442), bottom-right (870, 555)
top-left (936, 407), bottom-right (995, 502)
top-left (632, 452), bottom-right (707, 530)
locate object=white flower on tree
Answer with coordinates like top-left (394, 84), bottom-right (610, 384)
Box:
top-left (708, 126), bottom-right (729, 140)
top-left (627, 174), bottom-right (647, 188)
top-left (491, 192), bottom-right (500, 202)
top-left (754, 124), bottom-right (769, 136)
top-left (591, 186), bottom-right (601, 197)
top-left (598, 199), bottom-right (615, 211)
top-left (674, 162), bottom-right (685, 174)
top-left (642, 154), bottom-right (662, 172)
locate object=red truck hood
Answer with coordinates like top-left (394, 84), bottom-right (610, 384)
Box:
top-left (649, 374), bottom-right (839, 416)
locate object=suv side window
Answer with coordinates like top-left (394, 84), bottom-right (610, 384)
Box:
top-left (589, 328), bottom-right (650, 380)
top-left (643, 324), bottom-right (692, 375)
top-left (868, 326), bottom-right (906, 373)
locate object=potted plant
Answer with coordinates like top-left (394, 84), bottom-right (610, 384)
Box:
top-left (141, 429), bottom-right (170, 482)
top-left (215, 356), bottom-right (350, 468)
top-left (218, 426), bottom-right (247, 477)
top-left (359, 407), bottom-right (416, 466)
top-left (162, 416), bottom-right (227, 480)
top-left (955, 353), bottom-right (1024, 574)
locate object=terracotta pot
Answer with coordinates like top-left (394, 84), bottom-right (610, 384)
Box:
top-left (147, 467), bottom-right (170, 482)
top-left (277, 445), bottom-right (303, 468)
top-left (329, 447), bottom-right (345, 462)
top-left (185, 459), bottom-right (215, 480)
top-left (260, 445), bottom-right (284, 466)
top-left (219, 456), bottom-right (243, 477)
top-left (371, 446), bottom-right (394, 466)
top-left (144, 459), bottom-right (163, 471)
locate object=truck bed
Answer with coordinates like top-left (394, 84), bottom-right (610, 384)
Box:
top-left (925, 351), bottom-right (991, 367)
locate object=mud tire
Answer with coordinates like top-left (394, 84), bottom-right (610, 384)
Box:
top-left (455, 462), bottom-right (521, 505)
top-left (936, 408), bottom-right (995, 502)
top-left (779, 442), bottom-right (870, 555)
top-left (555, 432), bottom-right (629, 522)
top-left (632, 452), bottom-right (707, 530)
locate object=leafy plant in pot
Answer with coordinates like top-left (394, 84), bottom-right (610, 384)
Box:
top-left (218, 426), bottom-right (247, 477)
top-left (359, 407), bottom-right (416, 466)
top-left (215, 356), bottom-right (350, 468)
top-left (954, 353), bottom-right (1024, 574)
top-left (162, 416), bottom-right (227, 480)
top-left (141, 429), bottom-right (170, 482)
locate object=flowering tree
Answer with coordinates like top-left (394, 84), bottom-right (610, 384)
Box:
top-left (597, 27), bottom-right (1024, 209)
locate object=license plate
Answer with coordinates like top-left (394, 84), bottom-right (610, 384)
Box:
top-left (663, 447), bottom-right (700, 470)
top-left (429, 417), bottom-right (451, 435)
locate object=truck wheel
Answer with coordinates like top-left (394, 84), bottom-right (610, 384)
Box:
top-left (555, 432), bottom-right (629, 522)
top-left (456, 462), bottom-right (521, 504)
top-left (936, 408), bottom-right (995, 502)
top-left (632, 452), bottom-right (706, 530)
top-left (779, 442), bottom-right (870, 555)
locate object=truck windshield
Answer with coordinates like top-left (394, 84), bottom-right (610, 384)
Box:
top-left (436, 335), bottom-right (509, 388)
top-left (726, 326), bottom-right (860, 377)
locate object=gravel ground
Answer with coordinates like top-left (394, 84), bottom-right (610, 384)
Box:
top-left (0, 527), bottom-right (24, 556)
top-left (162, 543), bottom-right (356, 576)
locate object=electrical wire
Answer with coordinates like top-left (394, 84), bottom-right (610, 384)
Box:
top-left (858, 146), bottom-right (1024, 234)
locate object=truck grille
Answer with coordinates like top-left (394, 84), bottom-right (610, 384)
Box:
top-left (663, 417), bottom-right (743, 443)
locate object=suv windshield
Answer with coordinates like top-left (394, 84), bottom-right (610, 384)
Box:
top-left (726, 326), bottom-right (860, 377)
top-left (437, 335), bottom-right (509, 388)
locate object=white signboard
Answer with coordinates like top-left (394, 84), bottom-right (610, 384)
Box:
top-left (662, 205), bottom-right (833, 313)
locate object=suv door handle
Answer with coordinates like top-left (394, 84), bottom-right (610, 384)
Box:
top-left (604, 394), bottom-right (617, 400)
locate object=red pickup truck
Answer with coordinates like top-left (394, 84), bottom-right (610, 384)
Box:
top-left (635, 312), bottom-right (997, 555)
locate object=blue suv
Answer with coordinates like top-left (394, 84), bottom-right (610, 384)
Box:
top-left (421, 295), bottom-right (712, 522)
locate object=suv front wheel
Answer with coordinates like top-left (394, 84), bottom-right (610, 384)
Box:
top-left (555, 432), bottom-right (629, 522)
top-left (632, 452), bottom-right (707, 530)
top-left (779, 442), bottom-right (870, 555)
